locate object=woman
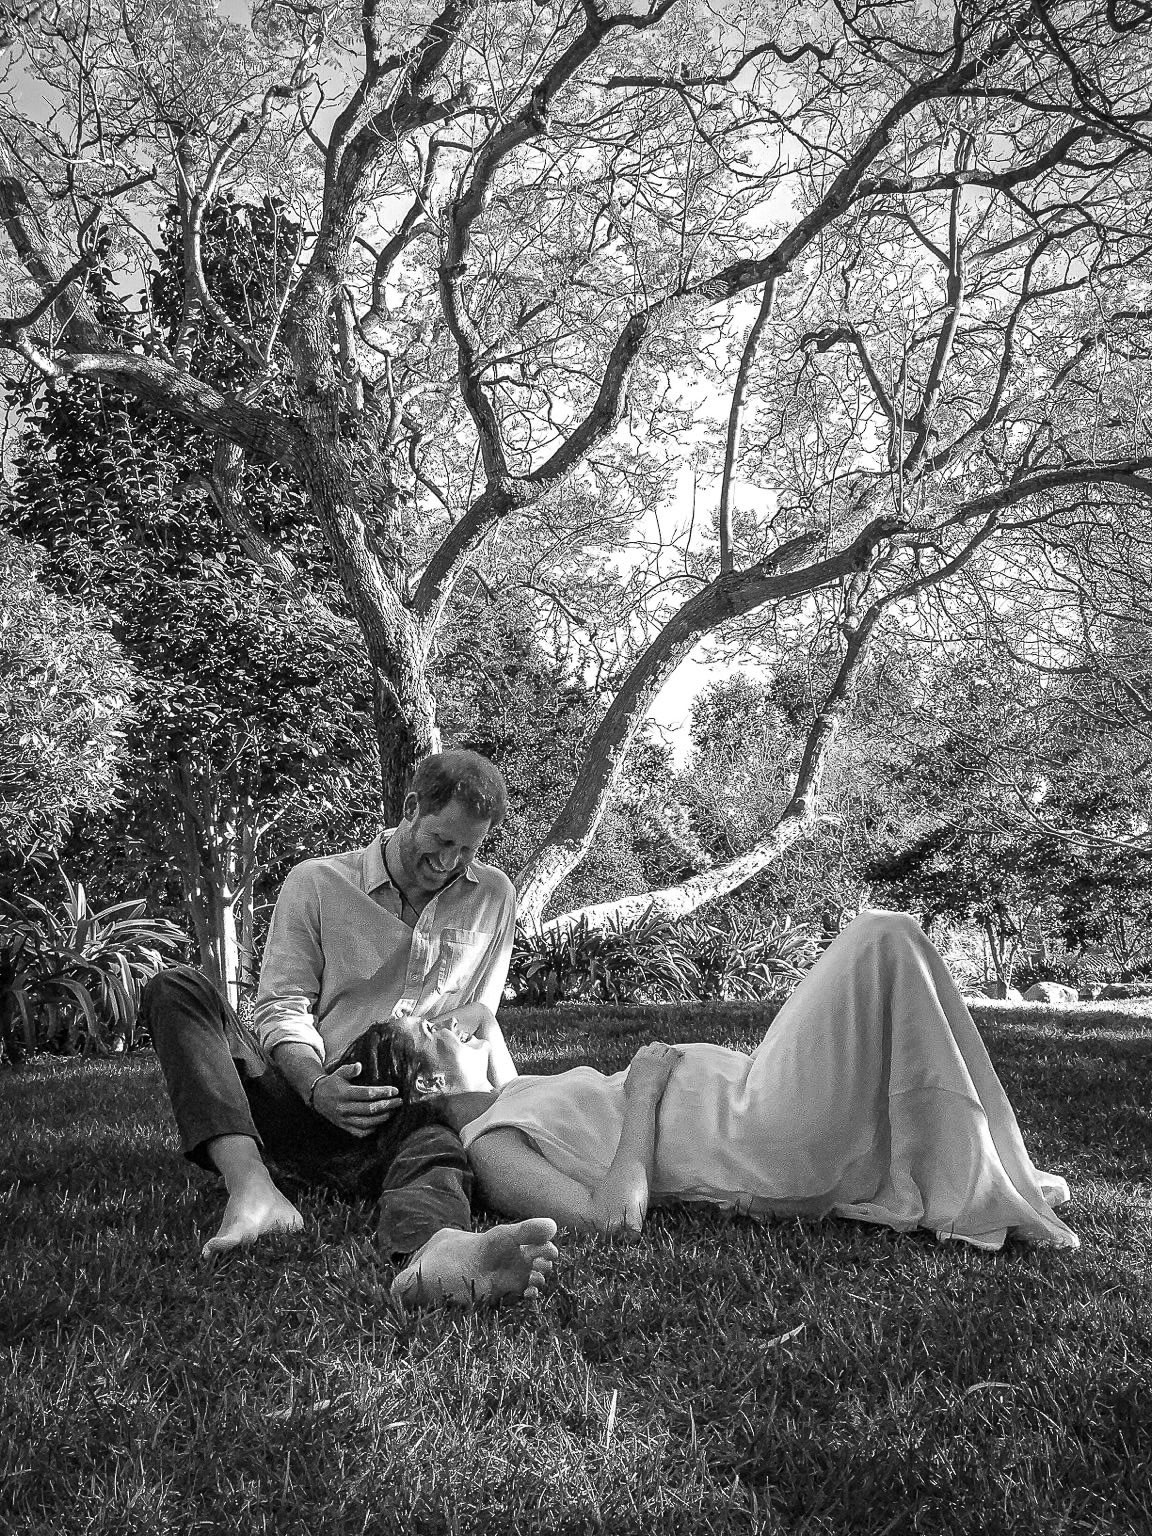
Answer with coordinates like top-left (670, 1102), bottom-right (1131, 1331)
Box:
top-left (367, 912), bottom-right (1079, 1252)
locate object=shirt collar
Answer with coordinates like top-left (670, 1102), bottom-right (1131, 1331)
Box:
top-left (366, 830), bottom-right (479, 893)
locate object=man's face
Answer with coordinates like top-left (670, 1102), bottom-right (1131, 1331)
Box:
top-left (394, 794), bottom-right (492, 897)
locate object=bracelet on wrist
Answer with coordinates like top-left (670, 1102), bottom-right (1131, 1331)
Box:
top-left (306, 1070), bottom-right (327, 1109)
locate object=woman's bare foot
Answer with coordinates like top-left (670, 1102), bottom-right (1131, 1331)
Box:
top-left (200, 1133), bottom-right (304, 1258)
top-left (390, 1218), bottom-right (559, 1309)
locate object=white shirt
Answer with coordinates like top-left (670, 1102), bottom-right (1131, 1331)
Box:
top-left (253, 832), bottom-right (517, 1064)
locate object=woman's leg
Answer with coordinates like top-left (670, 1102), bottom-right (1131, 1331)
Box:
top-left (738, 910), bottom-right (1078, 1247)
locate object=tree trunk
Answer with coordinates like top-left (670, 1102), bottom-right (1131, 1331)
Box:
top-left (237, 821), bottom-right (258, 1001)
top-left (197, 877), bottom-right (241, 1009)
top-left (515, 527), bottom-right (888, 920)
top-left (374, 660), bottom-right (440, 823)
top-left (523, 569), bottom-right (890, 931)
top-left (531, 806), bottom-right (826, 937)
top-left (296, 435), bottom-right (440, 819)
top-left (169, 760), bottom-right (244, 1007)
top-left (982, 915), bottom-right (1008, 993)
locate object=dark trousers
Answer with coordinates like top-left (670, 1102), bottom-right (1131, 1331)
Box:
top-left (140, 966), bottom-right (473, 1259)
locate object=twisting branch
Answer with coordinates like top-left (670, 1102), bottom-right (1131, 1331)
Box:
top-left (718, 276), bottom-right (779, 573)
top-left (514, 520), bottom-right (904, 922)
top-left (437, 0), bottom-right (679, 480)
top-left (354, 138), bottom-right (444, 357)
top-left (19, 349), bottom-right (308, 466)
top-left (419, 3), bottom-right (1048, 614)
top-left (0, 169), bottom-right (106, 350)
top-left (901, 177), bottom-right (967, 471)
top-left (169, 71), bottom-right (317, 375)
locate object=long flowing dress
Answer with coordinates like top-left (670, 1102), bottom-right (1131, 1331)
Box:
top-left (461, 912), bottom-right (1079, 1251)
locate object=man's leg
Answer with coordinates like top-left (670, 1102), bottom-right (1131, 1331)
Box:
top-left (146, 979), bottom-right (560, 1295)
top-left (333, 1029), bottom-right (560, 1307)
top-left (373, 1118), bottom-right (474, 1256)
top-left (354, 1110), bottom-right (560, 1307)
top-left (286, 1102), bottom-right (560, 1307)
top-left (141, 966), bottom-right (305, 1255)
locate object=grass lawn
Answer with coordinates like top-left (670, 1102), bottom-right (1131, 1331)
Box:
top-left (2, 1000), bottom-right (1151, 1536)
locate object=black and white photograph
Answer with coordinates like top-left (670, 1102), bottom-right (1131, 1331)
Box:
top-left (2, 1), bottom-right (1150, 1531)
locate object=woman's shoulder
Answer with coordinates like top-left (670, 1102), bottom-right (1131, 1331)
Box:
top-left (459, 1066), bottom-right (616, 1145)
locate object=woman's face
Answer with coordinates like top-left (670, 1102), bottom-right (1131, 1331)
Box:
top-left (393, 1014), bottom-right (493, 1095)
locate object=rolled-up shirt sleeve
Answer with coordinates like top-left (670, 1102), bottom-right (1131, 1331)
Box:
top-left (465, 873), bottom-right (518, 1014)
top-left (253, 862), bottom-right (328, 1061)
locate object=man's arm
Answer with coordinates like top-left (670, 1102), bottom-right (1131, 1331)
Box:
top-left (271, 1039), bottom-right (400, 1136)
top-left (435, 873), bottom-right (519, 1087)
top-left (252, 863), bottom-right (328, 1060)
top-left (255, 862), bottom-right (399, 1135)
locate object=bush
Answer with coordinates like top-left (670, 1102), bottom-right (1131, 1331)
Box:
top-left (1010, 951), bottom-right (1120, 996)
top-left (507, 907), bottom-right (822, 1007)
top-left (0, 874), bottom-right (186, 1063)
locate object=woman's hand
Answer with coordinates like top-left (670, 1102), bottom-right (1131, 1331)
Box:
top-left (625, 1041), bottom-right (683, 1102)
top-left (590, 1157), bottom-right (650, 1237)
top-left (588, 1043), bottom-right (682, 1236)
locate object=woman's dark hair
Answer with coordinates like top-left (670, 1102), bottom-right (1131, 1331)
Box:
top-left (410, 750), bottom-right (507, 829)
top-left (323, 1023), bottom-right (447, 1198)
top-left (329, 1021), bottom-right (448, 1148)
top-left (336, 1020), bottom-right (427, 1102)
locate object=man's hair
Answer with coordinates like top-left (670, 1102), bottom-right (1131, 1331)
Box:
top-left (410, 749), bottom-right (507, 829)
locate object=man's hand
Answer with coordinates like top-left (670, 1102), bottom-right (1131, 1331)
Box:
top-left (624, 1042), bottom-right (683, 1102)
top-left (309, 1063), bottom-right (401, 1137)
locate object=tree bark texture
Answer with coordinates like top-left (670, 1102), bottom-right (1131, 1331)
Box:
top-left (514, 523), bottom-right (897, 923)
top-left (532, 808), bottom-right (825, 937)
top-left (293, 436), bottom-right (441, 819)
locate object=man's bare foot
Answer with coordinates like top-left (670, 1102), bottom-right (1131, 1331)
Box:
top-left (390, 1218), bottom-right (559, 1309)
top-left (201, 1176), bottom-right (304, 1258)
top-left (199, 1133), bottom-right (304, 1259)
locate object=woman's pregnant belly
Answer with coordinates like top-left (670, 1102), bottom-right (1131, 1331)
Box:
top-left (463, 1045), bottom-right (767, 1195)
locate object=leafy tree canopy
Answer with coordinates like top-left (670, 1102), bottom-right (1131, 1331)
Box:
top-left (0, 528), bottom-right (135, 864)
top-left (4, 0), bottom-right (1152, 935)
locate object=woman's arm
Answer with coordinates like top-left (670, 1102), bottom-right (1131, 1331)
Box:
top-left (467, 1128), bottom-right (594, 1229)
top-left (468, 1044), bottom-right (683, 1236)
top-left (589, 1043), bottom-right (682, 1235)
top-left (441, 1001), bottom-right (518, 1089)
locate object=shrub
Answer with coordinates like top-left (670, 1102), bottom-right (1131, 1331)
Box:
top-left (674, 910), bottom-right (823, 1001)
top-left (923, 922), bottom-right (988, 994)
top-left (506, 909), bottom-right (688, 1006)
top-left (1011, 950), bottom-right (1121, 996)
top-left (507, 907), bottom-right (822, 1007)
top-left (0, 874), bottom-right (186, 1062)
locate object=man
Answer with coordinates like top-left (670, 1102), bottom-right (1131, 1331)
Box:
top-left (142, 748), bottom-right (558, 1307)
